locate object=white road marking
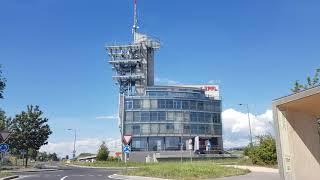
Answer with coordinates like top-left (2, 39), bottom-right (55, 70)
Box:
top-left (61, 176), bottom-right (68, 180)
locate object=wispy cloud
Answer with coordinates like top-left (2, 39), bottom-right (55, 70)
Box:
top-left (155, 77), bottom-right (180, 85)
top-left (95, 115), bottom-right (118, 120)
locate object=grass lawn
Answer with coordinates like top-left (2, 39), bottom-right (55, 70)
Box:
top-left (123, 162), bottom-right (250, 179)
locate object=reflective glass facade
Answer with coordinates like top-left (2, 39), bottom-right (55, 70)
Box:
top-left (123, 86), bottom-right (223, 152)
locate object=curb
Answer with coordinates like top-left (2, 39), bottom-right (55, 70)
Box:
top-left (5, 169), bottom-right (59, 173)
top-left (0, 175), bottom-right (19, 180)
top-left (67, 164), bottom-right (138, 170)
top-left (108, 174), bottom-right (169, 180)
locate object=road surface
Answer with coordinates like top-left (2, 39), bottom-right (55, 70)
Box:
top-left (15, 166), bottom-right (120, 180)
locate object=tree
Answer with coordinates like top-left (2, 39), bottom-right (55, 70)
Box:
top-left (292, 68), bottom-right (320, 93)
top-left (0, 64), bottom-right (6, 99)
top-left (96, 141), bottom-right (109, 161)
top-left (37, 152), bottom-right (49, 161)
top-left (48, 153), bottom-right (59, 161)
top-left (0, 109), bottom-right (7, 131)
top-left (0, 64), bottom-right (7, 132)
top-left (0, 110), bottom-right (12, 135)
top-left (291, 80), bottom-right (304, 93)
top-left (244, 135), bottom-right (277, 166)
top-left (7, 105), bottom-right (52, 167)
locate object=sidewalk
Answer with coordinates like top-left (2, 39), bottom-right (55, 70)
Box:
top-left (214, 165), bottom-right (280, 180)
top-left (108, 174), bottom-right (168, 180)
top-left (4, 168), bottom-right (58, 173)
top-left (222, 165), bottom-right (279, 173)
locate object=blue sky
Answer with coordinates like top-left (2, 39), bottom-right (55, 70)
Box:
top-left (0, 0), bottom-right (319, 155)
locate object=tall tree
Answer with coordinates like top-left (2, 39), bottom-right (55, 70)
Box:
top-left (96, 141), bottom-right (109, 161)
top-left (8, 105), bottom-right (52, 167)
top-left (0, 65), bottom-right (6, 99)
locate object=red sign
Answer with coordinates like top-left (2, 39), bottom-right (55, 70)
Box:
top-left (115, 152), bottom-right (122, 157)
top-left (201, 86), bottom-right (218, 91)
top-left (123, 135), bottom-right (132, 145)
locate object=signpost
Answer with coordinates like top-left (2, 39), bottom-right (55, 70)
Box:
top-left (188, 139), bottom-right (193, 162)
top-left (122, 135), bottom-right (132, 164)
top-left (123, 145), bottom-right (131, 164)
top-left (0, 143), bottom-right (9, 164)
top-left (0, 130), bottom-right (11, 164)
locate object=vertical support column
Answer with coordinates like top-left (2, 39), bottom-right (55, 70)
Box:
top-left (276, 108), bottom-right (293, 180)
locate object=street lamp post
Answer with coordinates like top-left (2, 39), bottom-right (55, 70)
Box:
top-left (67, 129), bottom-right (77, 159)
top-left (239, 104), bottom-right (253, 147)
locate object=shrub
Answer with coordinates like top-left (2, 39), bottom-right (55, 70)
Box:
top-left (245, 135), bottom-right (277, 166)
top-left (96, 141), bottom-right (109, 161)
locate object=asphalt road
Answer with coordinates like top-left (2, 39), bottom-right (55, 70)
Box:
top-left (15, 166), bottom-right (120, 180)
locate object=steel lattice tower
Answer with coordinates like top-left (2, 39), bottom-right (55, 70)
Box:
top-left (106, 0), bottom-right (160, 96)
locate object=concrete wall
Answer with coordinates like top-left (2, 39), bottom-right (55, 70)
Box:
top-left (275, 109), bottom-right (320, 180)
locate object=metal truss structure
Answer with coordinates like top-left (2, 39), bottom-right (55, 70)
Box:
top-left (107, 34), bottom-right (160, 96)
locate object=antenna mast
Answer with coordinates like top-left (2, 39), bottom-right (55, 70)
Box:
top-left (132, 0), bottom-right (138, 42)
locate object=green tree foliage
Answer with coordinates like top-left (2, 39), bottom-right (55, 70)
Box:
top-left (96, 141), bottom-right (109, 161)
top-left (0, 65), bottom-right (6, 99)
top-left (244, 135), bottom-right (277, 166)
top-left (7, 105), bottom-right (52, 167)
top-left (292, 68), bottom-right (320, 93)
top-left (48, 153), bottom-right (59, 161)
top-left (37, 152), bottom-right (59, 161)
top-left (0, 109), bottom-right (7, 131)
top-left (0, 109), bottom-right (11, 134)
top-left (291, 80), bottom-right (304, 93)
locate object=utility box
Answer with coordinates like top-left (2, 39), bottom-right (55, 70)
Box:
top-left (272, 86), bottom-right (320, 180)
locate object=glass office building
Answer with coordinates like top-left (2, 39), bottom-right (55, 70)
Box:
top-left (107, 1), bottom-right (223, 157)
top-left (123, 86), bottom-right (223, 152)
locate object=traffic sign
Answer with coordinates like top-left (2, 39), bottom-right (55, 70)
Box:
top-left (207, 141), bottom-right (211, 148)
top-left (123, 135), bottom-right (132, 145)
top-left (0, 130), bottom-right (11, 142)
top-left (123, 145), bottom-right (131, 154)
top-left (0, 144), bottom-right (9, 153)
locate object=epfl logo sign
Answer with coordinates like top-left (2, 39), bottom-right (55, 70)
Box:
top-left (201, 86), bottom-right (218, 91)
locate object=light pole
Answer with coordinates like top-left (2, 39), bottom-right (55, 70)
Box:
top-left (67, 129), bottom-right (77, 159)
top-left (239, 104), bottom-right (253, 147)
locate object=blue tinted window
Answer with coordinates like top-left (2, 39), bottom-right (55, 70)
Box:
top-left (174, 100), bottom-right (182, 109)
top-left (158, 112), bottom-right (166, 121)
top-left (141, 112), bottom-right (150, 122)
top-left (182, 100), bottom-right (189, 109)
top-left (133, 100), bottom-right (141, 109)
top-left (125, 100), bottom-right (133, 109)
top-left (166, 99), bottom-right (173, 109)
